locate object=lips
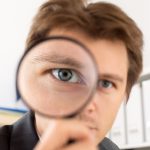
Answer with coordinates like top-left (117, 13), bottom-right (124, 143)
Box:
top-left (87, 126), bottom-right (98, 139)
top-left (88, 126), bottom-right (98, 133)
top-left (84, 123), bottom-right (98, 131)
top-left (77, 115), bottom-right (98, 132)
top-left (88, 126), bottom-right (97, 130)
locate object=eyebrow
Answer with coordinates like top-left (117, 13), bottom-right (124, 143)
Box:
top-left (32, 54), bottom-right (84, 69)
top-left (98, 73), bottom-right (124, 83)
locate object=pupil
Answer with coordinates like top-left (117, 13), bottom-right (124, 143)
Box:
top-left (103, 81), bottom-right (109, 87)
top-left (58, 69), bottom-right (72, 81)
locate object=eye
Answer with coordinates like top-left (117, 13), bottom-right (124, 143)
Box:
top-left (52, 69), bottom-right (81, 83)
top-left (98, 80), bottom-right (113, 89)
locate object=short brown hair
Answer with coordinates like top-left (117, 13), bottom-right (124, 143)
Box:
top-left (26, 0), bottom-right (143, 98)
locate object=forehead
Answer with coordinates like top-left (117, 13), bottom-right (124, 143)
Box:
top-left (48, 29), bottom-right (128, 78)
top-left (89, 39), bottom-right (128, 74)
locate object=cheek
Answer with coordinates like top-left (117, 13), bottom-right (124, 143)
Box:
top-left (96, 93), bottom-right (125, 134)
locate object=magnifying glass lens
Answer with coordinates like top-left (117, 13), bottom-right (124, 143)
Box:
top-left (17, 37), bottom-right (98, 117)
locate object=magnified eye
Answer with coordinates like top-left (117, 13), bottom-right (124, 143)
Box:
top-left (52, 69), bottom-right (81, 83)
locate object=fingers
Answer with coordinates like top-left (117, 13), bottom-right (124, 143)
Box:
top-left (62, 137), bottom-right (98, 150)
top-left (34, 119), bottom-right (97, 150)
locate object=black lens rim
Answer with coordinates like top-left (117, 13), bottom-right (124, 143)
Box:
top-left (16, 36), bottom-right (99, 118)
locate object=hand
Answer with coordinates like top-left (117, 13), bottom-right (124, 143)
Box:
top-left (34, 119), bottom-right (98, 150)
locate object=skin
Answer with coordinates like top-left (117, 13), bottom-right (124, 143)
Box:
top-left (33, 29), bottom-right (128, 149)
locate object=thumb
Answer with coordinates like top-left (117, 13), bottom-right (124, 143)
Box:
top-left (34, 121), bottom-right (56, 150)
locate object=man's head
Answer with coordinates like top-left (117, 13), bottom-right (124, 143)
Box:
top-left (24, 0), bottom-right (143, 145)
top-left (26, 0), bottom-right (143, 98)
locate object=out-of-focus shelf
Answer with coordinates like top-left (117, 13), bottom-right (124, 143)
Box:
top-left (109, 73), bottom-right (150, 149)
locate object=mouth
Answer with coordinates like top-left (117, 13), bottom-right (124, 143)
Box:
top-left (82, 121), bottom-right (98, 132)
top-left (85, 124), bottom-right (98, 133)
top-left (77, 116), bottom-right (98, 134)
top-left (88, 126), bottom-right (97, 130)
top-left (87, 126), bottom-right (98, 139)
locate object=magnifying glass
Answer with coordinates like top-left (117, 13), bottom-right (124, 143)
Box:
top-left (16, 36), bottom-right (98, 118)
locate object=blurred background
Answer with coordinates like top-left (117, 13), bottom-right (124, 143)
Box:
top-left (0, 0), bottom-right (149, 149)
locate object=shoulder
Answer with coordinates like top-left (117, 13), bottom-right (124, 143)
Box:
top-left (0, 111), bottom-right (39, 150)
top-left (0, 125), bottom-right (12, 150)
top-left (99, 137), bottom-right (120, 150)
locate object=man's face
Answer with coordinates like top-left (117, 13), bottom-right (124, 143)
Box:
top-left (35, 29), bottom-right (128, 145)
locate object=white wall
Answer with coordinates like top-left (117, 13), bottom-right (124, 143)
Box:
top-left (0, 0), bottom-right (45, 104)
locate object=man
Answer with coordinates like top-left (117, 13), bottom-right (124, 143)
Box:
top-left (0, 0), bottom-right (143, 150)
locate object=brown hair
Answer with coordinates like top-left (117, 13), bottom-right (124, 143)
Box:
top-left (26, 0), bottom-right (143, 98)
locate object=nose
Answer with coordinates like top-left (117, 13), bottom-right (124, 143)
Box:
top-left (83, 93), bottom-right (99, 114)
